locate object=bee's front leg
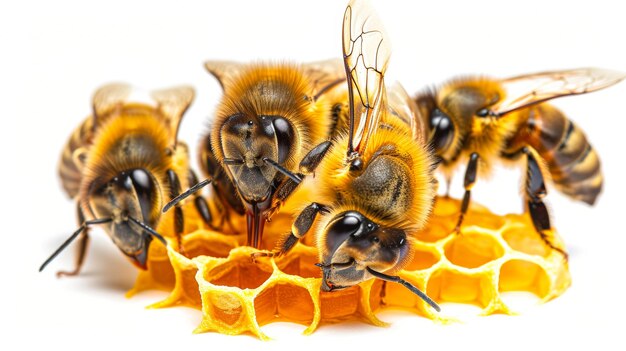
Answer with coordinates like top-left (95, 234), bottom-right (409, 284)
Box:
top-left (56, 204), bottom-right (91, 277)
top-left (252, 202), bottom-right (329, 261)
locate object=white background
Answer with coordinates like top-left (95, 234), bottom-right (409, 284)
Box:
top-left (2, 0), bottom-right (626, 349)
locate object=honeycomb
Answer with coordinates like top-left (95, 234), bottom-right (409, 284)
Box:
top-left (127, 197), bottom-right (571, 339)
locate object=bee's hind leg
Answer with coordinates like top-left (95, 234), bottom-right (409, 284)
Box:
top-left (522, 147), bottom-right (568, 260)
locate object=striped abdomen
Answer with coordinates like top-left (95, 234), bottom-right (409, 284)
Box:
top-left (58, 117), bottom-right (95, 198)
top-left (521, 104), bottom-right (602, 205)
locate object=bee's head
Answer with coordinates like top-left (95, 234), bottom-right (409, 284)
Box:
top-left (87, 168), bottom-right (160, 269)
top-left (318, 211), bottom-right (409, 291)
top-left (220, 113), bottom-right (296, 204)
top-left (416, 79), bottom-right (504, 160)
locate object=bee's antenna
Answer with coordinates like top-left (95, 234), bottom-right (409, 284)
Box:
top-left (39, 218), bottom-right (112, 272)
top-left (262, 158), bottom-right (303, 183)
top-left (127, 216), bottom-right (168, 247)
top-left (162, 178), bottom-right (212, 213)
top-left (366, 267), bottom-right (441, 312)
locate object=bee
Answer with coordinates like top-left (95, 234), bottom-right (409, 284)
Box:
top-left (414, 69), bottom-right (625, 257)
top-left (40, 83), bottom-right (210, 276)
top-left (164, 59), bottom-right (353, 248)
top-left (256, 0), bottom-right (440, 311)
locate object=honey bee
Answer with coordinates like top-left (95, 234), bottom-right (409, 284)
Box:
top-left (40, 83), bottom-right (209, 276)
top-left (256, 0), bottom-right (440, 311)
top-left (415, 69), bottom-right (625, 257)
top-left (164, 59), bottom-right (353, 248)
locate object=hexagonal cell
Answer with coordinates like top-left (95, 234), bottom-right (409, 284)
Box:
top-left (426, 270), bottom-right (493, 308)
top-left (499, 259), bottom-right (550, 298)
top-left (415, 221), bottom-right (454, 242)
top-left (254, 284), bottom-right (315, 326)
top-left (183, 234), bottom-right (235, 259)
top-left (276, 250), bottom-right (321, 279)
top-left (383, 275), bottom-right (428, 309)
top-left (444, 232), bottom-right (505, 268)
top-left (207, 260), bottom-right (273, 290)
top-left (502, 227), bottom-right (550, 257)
top-left (463, 212), bottom-right (506, 231)
top-left (205, 291), bottom-right (244, 326)
top-left (404, 248), bottom-right (440, 271)
top-left (320, 286), bottom-right (360, 320)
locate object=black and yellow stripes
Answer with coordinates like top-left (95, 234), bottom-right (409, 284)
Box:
top-left (525, 104), bottom-right (602, 205)
top-left (58, 117), bottom-right (95, 198)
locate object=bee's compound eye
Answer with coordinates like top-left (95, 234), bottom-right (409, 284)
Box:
top-left (272, 117), bottom-right (294, 163)
top-left (131, 169), bottom-right (152, 192)
top-left (430, 109), bottom-right (449, 129)
top-left (325, 212), bottom-right (364, 253)
top-left (430, 108), bottom-right (455, 153)
top-left (338, 214), bottom-right (362, 236)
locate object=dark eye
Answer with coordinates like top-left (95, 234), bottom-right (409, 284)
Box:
top-left (129, 169), bottom-right (155, 221)
top-left (336, 215), bottom-right (362, 236)
top-left (430, 108), bottom-right (455, 152)
top-left (324, 212), bottom-right (365, 254)
top-left (272, 117), bottom-right (293, 163)
top-left (131, 169), bottom-right (152, 192)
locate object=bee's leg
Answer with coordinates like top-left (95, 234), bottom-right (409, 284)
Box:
top-left (299, 141), bottom-right (332, 176)
top-left (166, 170), bottom-right (185, 255)
top-left (187, 169), bottom-right (214, 229)
top-left (253, 202), bottom-right (329, 260)
top-left (264, 141), bottom-right (332, 221)
top-left (454, 152), bottom-right (479, 234)
top-left (265, 179), bottom-right (300, 222)
top-left (56, 204), bottom-right (91, 277)
top-left (522, 147), bottom-right (568, 259)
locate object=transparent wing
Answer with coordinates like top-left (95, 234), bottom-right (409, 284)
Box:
top-left (301, 58), bottom-right (346, 101)
top-left (151, 86), bottom-right (195, 147)
top-left (494, 68), bottom-right (626, 116)
top-left (204, 60), bottom-right (245, 90)
top-left (386, 82), bottom-right (427, 142)
top-left (92, 83), bottom-right (132, 119)
top-left (343, 0), bottom-right (391, 156)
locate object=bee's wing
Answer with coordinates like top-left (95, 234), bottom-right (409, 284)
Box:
top-left (92, 83), bottom-right (132, 119)
top-left (204, 60), bottom-right (245, 90)
top-left (301, 58), bottom-right (346, 101)
top-left (386, 82), bottom-right (427, 142)
top-left (493, 68), bottom-right (626, 116)
top-left (151, 86), bottom-right (195, 147)
top-left (343, 0), bottom-right (391, 156)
